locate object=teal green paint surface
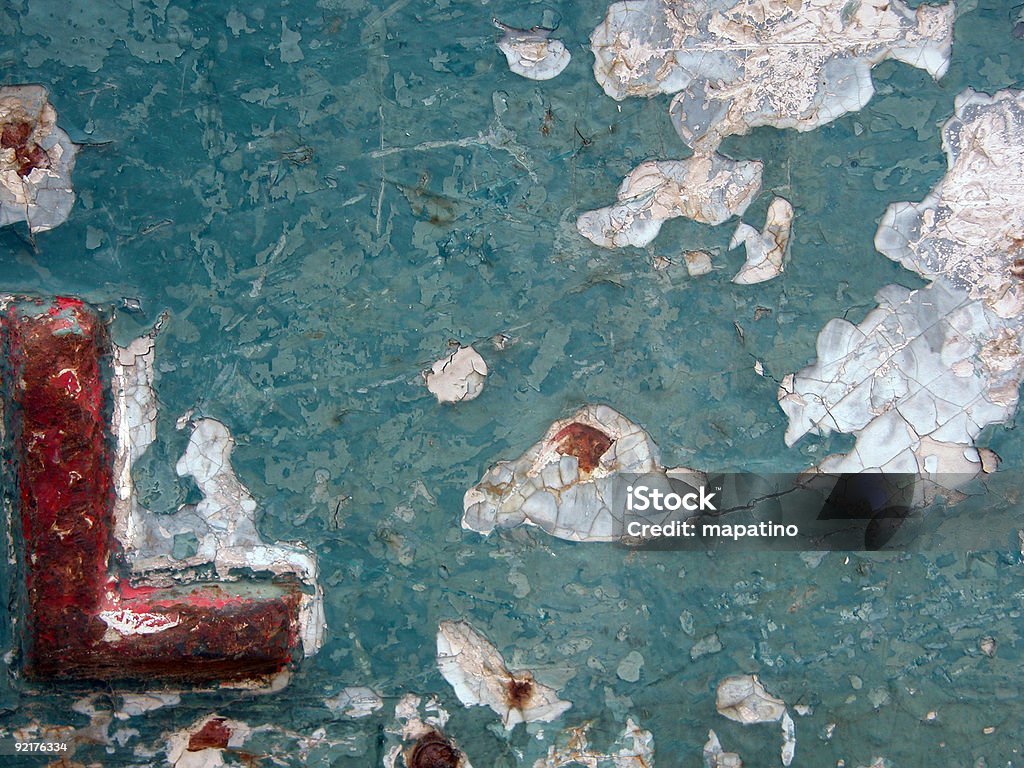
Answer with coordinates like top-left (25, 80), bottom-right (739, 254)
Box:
top-left (1, 0), bottom-right (1023, 765)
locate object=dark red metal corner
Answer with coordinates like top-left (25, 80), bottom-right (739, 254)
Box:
top-left (3, 298), bottom-right (305, 682)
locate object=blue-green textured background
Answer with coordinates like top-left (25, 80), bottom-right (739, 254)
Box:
top-left (2, 0), bottom-right (1024, 764)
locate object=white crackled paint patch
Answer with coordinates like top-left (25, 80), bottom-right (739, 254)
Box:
top-left (425, 344), bottom-right (488, 403)
top-left (716, 675), bottom-right (796, 765)
top-left (0, 85), bottom-right (77, 232)
top-left (591, 0), bottom-right (953, 153)
top-left (579, 0), bottom-right (952, 250)
top-left (463, 404), bottom-right (704, 541)
top-left (716, 674), bottom-right (786, 724)
top-left (731, 197), bottom-right (794, 285)
top-left (780, 89), bottom-right (1024, 489)
top-left (494, 20), bottom-right (571, 81)
top-left (437, 619), bottom-right (571, 729)
top-left (577, 154), bottom-right (762, 248)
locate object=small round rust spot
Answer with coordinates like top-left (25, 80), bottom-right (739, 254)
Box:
top-left (506, 675), bottom-right (534, 709)
top-left (551, 422), bottom-right (613, 473)
top-left (408, 731), bottom-right (460, 768)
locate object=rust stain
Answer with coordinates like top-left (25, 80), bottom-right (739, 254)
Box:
top-left (550, 422), bottom-right (613, 473)
top-left (505, 675), bottom-right (535, 710)
top-left (406, 730), bottom-right (461, 768)
top-left (1, 119), bottom-right (50, 177)
top-left (187, 718), bottom-right (232, 751)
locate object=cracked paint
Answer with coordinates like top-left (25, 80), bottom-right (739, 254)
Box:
top-left (533, 718), bottom-right (654, 768)
top-left (730, 197), bottom-right (794, 285)
top-left (494, 20), bottom-right (571, 81)
top-left (576, 154), bottom-right (763, 248)
top-left (436, 619), bottom-right (572, 729)
top-left (0, 86), bottom-right (76, 233)
top-left (781, 90), bottom-right (1024, 488)
top-left (463, 404), bottom-right (704, 541)
top-left (591, 0), bottom-right (953, 153)
top-left (424, 344), bottom-right (488, 404)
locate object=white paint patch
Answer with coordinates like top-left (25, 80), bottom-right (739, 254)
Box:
top-left (0, 85), bottom-right (78, 232)
top-left (684, 249), bottom-right (715, 277)
top-left (116, 693), bottom-right (181, 719)
top-left (463, 404), bottom-right (704, 542)
top-left (576, 154), bottom-right (762, 249)
top-left (781, 90), bottom-right (1024, 493)
top-left (99, 609), bottom-right (181, 637)
top-left (494, 20), bottom-right (571, 81)
top-left (731, 197), bottom-right (794, 285)
top-left (425, 345), bottom-right (488, 403)
top-left (781, 710), bottom-right (796, 766)
top-left (325, 687), bottom-right (383, 718)
top-left (716, 675), bottom-right (786, 724)
top-left (590, 0), bottom-right (953, 153)
top-left (437, 619), bottom-right (571, 729)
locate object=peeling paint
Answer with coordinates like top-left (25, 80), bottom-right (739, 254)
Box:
top-left (577, 154), bottom-right (763, 248)
top-left (591, 0), bottom-right (953, 152)
top-left (781, 89), bottom-right (1024, 489)
top-left (0, 86), bottom-right (76, 233)
top-left (437, 619), bottom-right (571, 729)
top-left (533, 718), bottom-right (654, 767)
top-left (731, 197), bottom-right (794, 285)
top-left (464, 404), bottom-right (703, 541)
top-left (424, 345), bottom-right (488, 404)
top-left (494, 20), bottom-right (571, 81)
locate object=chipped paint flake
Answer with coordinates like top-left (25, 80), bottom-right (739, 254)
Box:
top-left (325, 687), bottom-right (384, 718)
top-left (577, 154), bottom-right (762, 249)
top-left (425, 345), bottom-right (488, 403)
top-left (731, 197), bottom-right (794, 285)
top-left (684, 249), bottom-right (715, 277)
top-left (494, 20), bottom-right (571, 81)
top-left (99, 608), bottom-right (181, 637)
top-left (716, 674), bottom-right (786, 724)
top-left (780, 709), bottom-right (796, 766)
top-left (0, 85), bottom-right (77, 232)
top-left (437, 619), bottom-right (571, 729)
top-left (781, 90), bottom-right (1024, 488)
top-left (116, 693), bottom-right (181, 719)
